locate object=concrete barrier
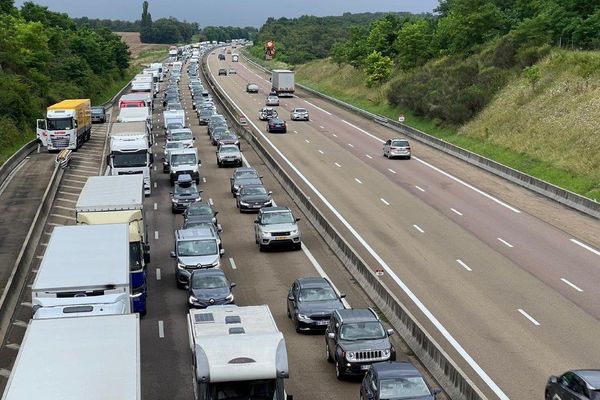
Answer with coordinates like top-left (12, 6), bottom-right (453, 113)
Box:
top-left (203, 56), bottom-right (487, 400)
top-left (240, 53), bottom-right (600, 220)
top-left (0, 141), bottom-right (38, 185)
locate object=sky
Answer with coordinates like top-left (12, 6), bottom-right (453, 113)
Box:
top-left (15, 0), bottom-right (440, 27)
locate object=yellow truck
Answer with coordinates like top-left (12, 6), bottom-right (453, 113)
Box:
top-left (36, 99), bottom-right (92, 151)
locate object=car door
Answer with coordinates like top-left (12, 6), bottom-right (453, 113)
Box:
top-left (383, 140), bottom-right (391, 156)
top-left (254, 213), bottom-right (262, 241)
top-left (325, 315), bottom-right (338, 356)
top-left (288, 281), bottom-right (298, 318)
top-left (361, 369), bottom-right (374, 399)
top-left (555, 372), bottom-right (581, 400)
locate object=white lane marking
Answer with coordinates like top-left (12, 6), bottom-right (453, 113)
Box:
top-left (153, 166), bottom-right (157, 171)
top-left (355, 178), bottom-right (363, 184)
top-left (380, 198), bottom-right (390, 205)
top-left (365, 154), bottom-right (373, 159)
top-left (209, 198), bottom-right (214, 206)
top-left (342, 119), bottom-right (384, 143)
top-left (387, 168), bottom-right (396, 174)
top-left (334, 162), bottom-right (341, 168)
top-left (561, 278), bottom-right (583, 292)
top-left (456, 260), bottom-right (473, 272)
top-left (154, 231), bottom-right (159, 240)
top-left (518, 309), bottom-right (540, 326)
top-left (56, 197), bottom-right (76, 203)
top-left (158, 321), bottom-right (165, 338)
top-left (570, 238), bottom-right (600, 256)
top-left (293, 130), bottom-right (298, 134)
top-left (319, 125), bottom-right (325, 129)
top-left (301, 244), bottom-right (351, 309)
top-left (50, 213), bottom-right (75, 221)
top-left (451, 208), bottom-right (463, 216)
top-left (209, 60), bottom-right (507, 400)
top-left (154, 203), bottom-right (158, 210)
top-left (58, 191), bottom-right (79, 196)
top-left (229, 258), bottom-right (237, 270)
top-left (348, 143), bottom-right (354, 148)
top-left (497, 237), bottom-right (513, 248)
top-left (332, 133), bottom-right (338, 137)
top-left (63, 178), bottom-right (85, 185)
top-left (413, 224), bottom-right (425, 233)
top-left (304, 99), bottom-right (332, 115)
top-left (415, 185), bottom-right (425, 192)
top-left (318, 150), bottom-right (324, 154)
top-left (202, 177), bottom-right (207, 183)
top-left (54, 205), bottom-right (73, 211)
top-left (156, 268), bottom-right (162, 280)
top-left (304, 139), bottom-right (310, 144)
top-left (154, 182), bottom-right (157, 188)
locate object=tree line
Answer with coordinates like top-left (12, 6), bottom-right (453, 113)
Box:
top-left (73, 17), bottom-right (140, 32)
top-left (0, 0), bottom-right (130, 154)
top-left (139, 1), bottom-right (197, 44)
top-left (199, 26), bottom-right (258, 43)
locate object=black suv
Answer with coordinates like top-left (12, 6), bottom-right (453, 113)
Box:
top-left (325, 308), bottom-right (395, 380)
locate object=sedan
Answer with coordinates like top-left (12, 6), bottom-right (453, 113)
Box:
top-left (266, 95), bottom-right (280, 106)
top-left (217, 133), bottom-right (240, 149)
top-left (259, 107), bottom-right (278, 121)
top-left (246, 83), bottom-right (259, 93)
top-left (198, 108), bottom-right (214, 125)
top-left (91, 106), bottom-right (106, 123)
top-left (546, 370), bottom-right (600, 400)
top-left (216, 144), bottom-right (242, 167)
top-left (287, 277), bottom-right (345, 332)
top-left (236, 184), bottom-right (272, 212)
top-left (361, 362), bottom-right (441, 400)
top-left (230, 167), bottom-right (262, 197)
top-left (267, 118), bottom-right (287, 133)
top-left (187, 269), bottom-right (235, 308)
top-left (184, 202), bottom-right (218, 225)
top-left (383, 138), bottom-right (411, 160)
top-left (290, 107), bottom-right (309, 121)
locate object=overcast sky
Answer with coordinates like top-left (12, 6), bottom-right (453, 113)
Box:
top-left (15, 0), bottom-right (439, 27)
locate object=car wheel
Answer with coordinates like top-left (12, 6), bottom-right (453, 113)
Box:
top-left (294, 318), bottom-right (301, 333)
top-left (255, 234), bottom-right (259, 244)
top-left (287, 306), bottom-right (291, 319)
top-left (335, 359), bottom-right (345, 380)
top-left (176, 277), bottom-right (185, 289)
top-left (259, 243), bottom-right (266, 252)
top-left (407, 155), bottom-right (412, 160)
top-left (217, 161), bottom-right (222, 168)
top-left (326, 342), bottom-right (333, 362)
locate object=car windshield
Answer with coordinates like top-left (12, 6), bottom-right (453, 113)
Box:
top-left (236, 170), bottom-right (259, 179)
top-left (168, 104), bottom-right (183, 110)
top-left (47, 117), bottom-right (73, 130)
top-left (294, 108), bottom-right (307, 113)
top-left (188, 204), bottom-right (212, 216)
top-left (379, 377), bottom-right (430, 399)
top-left (91, 108), bottom-right (104, 115)
top-left (175, 183), bottom-right (198, 195)
top-left (299, 287), bottom-right (337, 302)
top-left (178, 239), bottom-right (217, 257)
top-left (242, 186), bottom-right (267, 195)
top-left (391, 140), bottom-right (409, 147)
top-left (220, 146), bottom-right (238, 153)
top-left (172, 131), bottom-right (192, 141)
top-left (211, 379), bottom-right (276, 400)
top-left (222, 135), bottom-right (237, 141)
top-left (268, 96), bottom-right (278, 100)
top-left (191, 274), bottom-right (228, 289)
top-left (261, 211), bottom-right (294, 225)
top-left (167, 123), bottom-right (183, 130)
top-left (185, 221), bottom-right (213, 230)
top-left (166, 142), bottom-right (183, 149)
top-left (339, 321), bottom-right (386, 341)
top-left (171, 154), bottom-right (196, 166)
top-left (112, 152), bottom-right (147, 168)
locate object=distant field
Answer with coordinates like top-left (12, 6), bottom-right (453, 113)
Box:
top-left (115, 32), bottom-right (166, 58)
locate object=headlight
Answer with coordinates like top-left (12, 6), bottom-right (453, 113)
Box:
top-left (382, 349), bottom-right (390, 357)
top-left (240, 201), bottom-right (249, 206)
top-left (346, 351), bottom-right (356, 361)
top-left (188, 295), bottom-right (198, 304)
top-left (297, 314), bottom-right (311, 322)
top-left (290, 229), bottom-right (298, 235)
top-left (225, 293), bottom-right (234, 302)
top-left (177, 263), bottom-right (186, 270)
top-left (171, 198), bottom-right (178, 203)
top-left (264, 200), bottom-right (272, 206)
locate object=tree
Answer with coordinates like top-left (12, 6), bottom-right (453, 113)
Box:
top-left (139, 1), bottom-right (152, 42)
top-left (0, 0), bottom-right (14, 15)
top-left (364, 51), bottom-right (393, 87)
top-left (395, 19), bottom-right (436, 69)
top-left (366, 14), bottom-right (405, 58)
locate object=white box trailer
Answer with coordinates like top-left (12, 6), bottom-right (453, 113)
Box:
top-left (1, 314), bottom-right (140, 400)
top-left (117, 106), bottom-right (152, 130)
top-left (271, 70), bottom-right (295, 97)
top-left (187, 305), bottom-right (290, 400)
top-left (31, 224), bottom-right (130, 319)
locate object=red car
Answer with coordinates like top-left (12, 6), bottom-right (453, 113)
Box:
top-left (267, 118), bottom-right (287, 133)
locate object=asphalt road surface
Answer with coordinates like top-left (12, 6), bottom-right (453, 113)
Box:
top-left (206, 48), bottom-right (600, 400)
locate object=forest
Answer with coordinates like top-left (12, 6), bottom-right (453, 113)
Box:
top-left (139, 1), bottom-right (198, 44)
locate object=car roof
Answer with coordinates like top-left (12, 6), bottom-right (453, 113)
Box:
top-left (240, 184), bottom-right (265, 190)
top-left (371, 362), bottom-right (422, 380)
top-left (218, 144), bottom-right (239, 151)
top-left (297, 277), bottom-right (332, 289)
top-left (234, 167), bottom-right (257, 174)
top-left (335, 308), bottom-right (378, 323)
top-left (176, 227), bottom-right (217, 241)
top-left (260, 206), bottom-right (290, 214)
top-left (574, 370), bottom-right (600, 389)
top-left (270, 118), bottom-right (284, 122)
top-left (190, 268), bottom-right (226, 278)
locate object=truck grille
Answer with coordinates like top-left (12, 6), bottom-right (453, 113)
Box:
top-left (50, 137), bottom-right (70, 148)
top-left (118, 171), bottom-right (143, 175)
top-left (355, 350), bottom-right (384, 361)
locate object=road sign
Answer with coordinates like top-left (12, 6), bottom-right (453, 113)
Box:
top-left (398, 115), bottom-right (405, 123)
top-left (375, 269), bottom-right (384, 276)
top-left (239, 116), bottom-right (247, 126)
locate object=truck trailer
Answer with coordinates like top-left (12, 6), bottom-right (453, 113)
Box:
top-left (76, 175), bottom-right (149, 314)
top-left (271, 70), bottom-right (295, 97)
top-left (31, 224), bottom-right (131, 319)
top-left (187, 305), bottom-right (291, 400)
top-left (1, 314), bottom-right (140, 400)
top-left (36, 99), bottom-right (92, 150)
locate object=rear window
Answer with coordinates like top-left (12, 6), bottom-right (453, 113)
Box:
top-left (391, 140), bottom-right (409, 147)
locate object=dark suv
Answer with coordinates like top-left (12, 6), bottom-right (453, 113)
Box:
top-left (325, 308), bottom-right (395, 380)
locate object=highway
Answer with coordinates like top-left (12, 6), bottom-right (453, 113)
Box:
top-left (0, 58), bottom-right (441, 399)
top-left (206, 47), bottom-right (600, 400)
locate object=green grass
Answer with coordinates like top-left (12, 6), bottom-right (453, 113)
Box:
top-left (248, 55), bottom-right (599, 200)
top-left (0, 133), bottom-right (36, 165)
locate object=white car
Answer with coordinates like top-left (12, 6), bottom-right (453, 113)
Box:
top-left (290, 107), bottom-right (309, 121)
top-left (246, 83), bottom-right (259, 93)
top-left (266, 95), bottom-right (280, 106)
top-left (258, 107), bottom-right (278, 121)
top-left (383, 138), bottom-right (411, 160)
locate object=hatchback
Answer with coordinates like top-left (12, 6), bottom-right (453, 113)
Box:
top-left (383, 138), bottom-right (411, 160)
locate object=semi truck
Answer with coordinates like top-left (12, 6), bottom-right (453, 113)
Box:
top-left (271, 70), bottom-right (295, 97)
top-left (163, 109), bottom-right (186, 130)
top-left (31, 224), bottom-right (131, 319)
top-left (76, 175), bottom-right (149, 314)
top-left (150, 62), bottom-right (164, 81)
top-left (107, 122), bottom-right (153, 196)
top-left (116, 106), bottom-right (152, 130)
top-left (1, 314), bottom-right (140, 400)
top-left (187, 305), bottom-right (291, 400)
top-left (120, 92), bottom-right (153, 111)
top-left (36, 99), bottom-right (92, 150)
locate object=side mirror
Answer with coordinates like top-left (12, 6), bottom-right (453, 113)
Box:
top-left (288, 293), bottom-right (294, 301)
top-left (387, 329), bottom-right (394, 337)
top-left (295, 217), bottom-right (301, 222)
top-left (214, 211), bottom-right (219, 215)
top-left (230, 282), bottom-right (237, 288)
top-left (184, 284), bottom-right (189, 290)
top-left (217, 224), bottom-right (223, 233)
top-left (549, 376), bottom-right (558, 384)
top-left (169, 191), bottom-right (173, 195)
top-left (286, 395), bottom-right (293, 400)
top-left (339, 293), bottom-right (346, 299)
top-left (143, 252), bottom-right (151, 264)
top-left (254, 219), bottom-right (259, 224)
top-left (170, 251), bottom-right (176, 258)
top-left (327, 332), bottom-right (335, 339)
top-left (268, 191), bottom-right (272, 195)
top-left (105, 155), bottom-right (110, 166)
top-left (432, 388), bottom-right (442, 396)
top-left (219, 248), bottom-right (225, 255)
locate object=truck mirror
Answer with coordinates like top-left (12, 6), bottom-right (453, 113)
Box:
top-left (214, 211), bottom-right (218, 215)
top-left (170, 251), bottom-right (176, 258)
top-left (387, 329), bottom-right (394, 337)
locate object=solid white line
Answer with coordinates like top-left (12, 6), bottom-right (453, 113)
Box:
top-left (158, 321), bottom-right (165, 338)
top-left (334, 162), bottom-right (341, 168)
top-left (229, 258), bottom-right (237, 270)
top-left (365, 154), bottom-right (373, 159)
top-left (380, 198), bottom-right (390, 206)
top-left (355, 178), bottom-right (363, 184)
top-left (415, 185), bottom-right (425, 192)
top-left (304, 139), bottom-right (310, 144)
top-left (154, 203), bottom-right (158, 210)
top-left (320, 125), bottom-right (325, 129)
top-left (413, 224), bottom-right (425, 233)
top-left (388, 168), bottom-right (396, 174)
top-left (570, 238), bottom-right (600, 256)
top-left (154, 182), bottom-right (157, 188)
top-left (318, 150), bottom-right (324, 154)
top-left (301, 245), bottom-right (351, 309)
top-left (518, 309), bottom-right (540, 326)
top-left (208, 59), bottom-right (508, 400)
top-left (348, 143), bottom-right (354, 148)
top-left (304, 99), bottom-right (332, 115)
top-left (456, 259), bottom-right (473, 271)
top-left (561, 278), bottom-right (583, 292)
top-left (202, 177), bottom-right (207, 183)
top-left (154, 231), bottom-right (159, 240)
top-left (497, 237), bottom-right (514, 248)
top-left (451, 208), bottom-right (463, 216)
top-left (156, 268), bottom-right (161, 280)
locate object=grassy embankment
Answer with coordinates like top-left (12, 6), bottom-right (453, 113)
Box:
top-left (245, 50), bottom-right (600, 200)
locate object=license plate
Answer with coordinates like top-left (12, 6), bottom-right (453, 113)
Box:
top-left (361, 365), bottom-right (370, 370)
top-left (317, 320), bottom-right (329, 325)
top-left (275, 236), bottom-right (287, 240)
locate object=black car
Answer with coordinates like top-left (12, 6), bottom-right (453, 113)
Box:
top-left (171, 174), bottom-right (202, 213)
top-left (361, 362), bottom-right (441, 400)
top-left (287, 277), bottom-right (345, 332)
top-left (91, 106), bottom-right (106, 123)
top-left (236, 184), bottom-right (272, 212)
top-left (217, 133), bottom-right (240, 149)
top-left (198, 108), bottom-right (214, 125)
top-left (230, 167), bottom-right (262, 197)
top-left (546, 370), bottom-right (600, 400)
top-left (187, 268), bottom-right (235, 308)
top-left (218, 68), bottom-right (227, 76)
top-left (218, 53), bottom-right (226, 60)
top-left (326, 308), bottom-right (395, 380)
top-left (267, 118), bottom-right (287, 133)
top-left (184, 202), bottom-right (218, 225)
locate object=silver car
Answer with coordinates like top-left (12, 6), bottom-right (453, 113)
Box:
top-left (254, 207), bottom-right (301, 251)
top-left (290, 107), bottom-right (309, 121)
top-left (383, 138), bottom-right (411, 160)
top-left (266, 95), bottom-right (280, 106)
top-left (216, 144), bottom-right (242, 168)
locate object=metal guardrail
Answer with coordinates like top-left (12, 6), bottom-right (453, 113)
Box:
top-left (204, 54), bottom-right (486, 400)
top-left (240, 53), bottom-right (600, 220)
